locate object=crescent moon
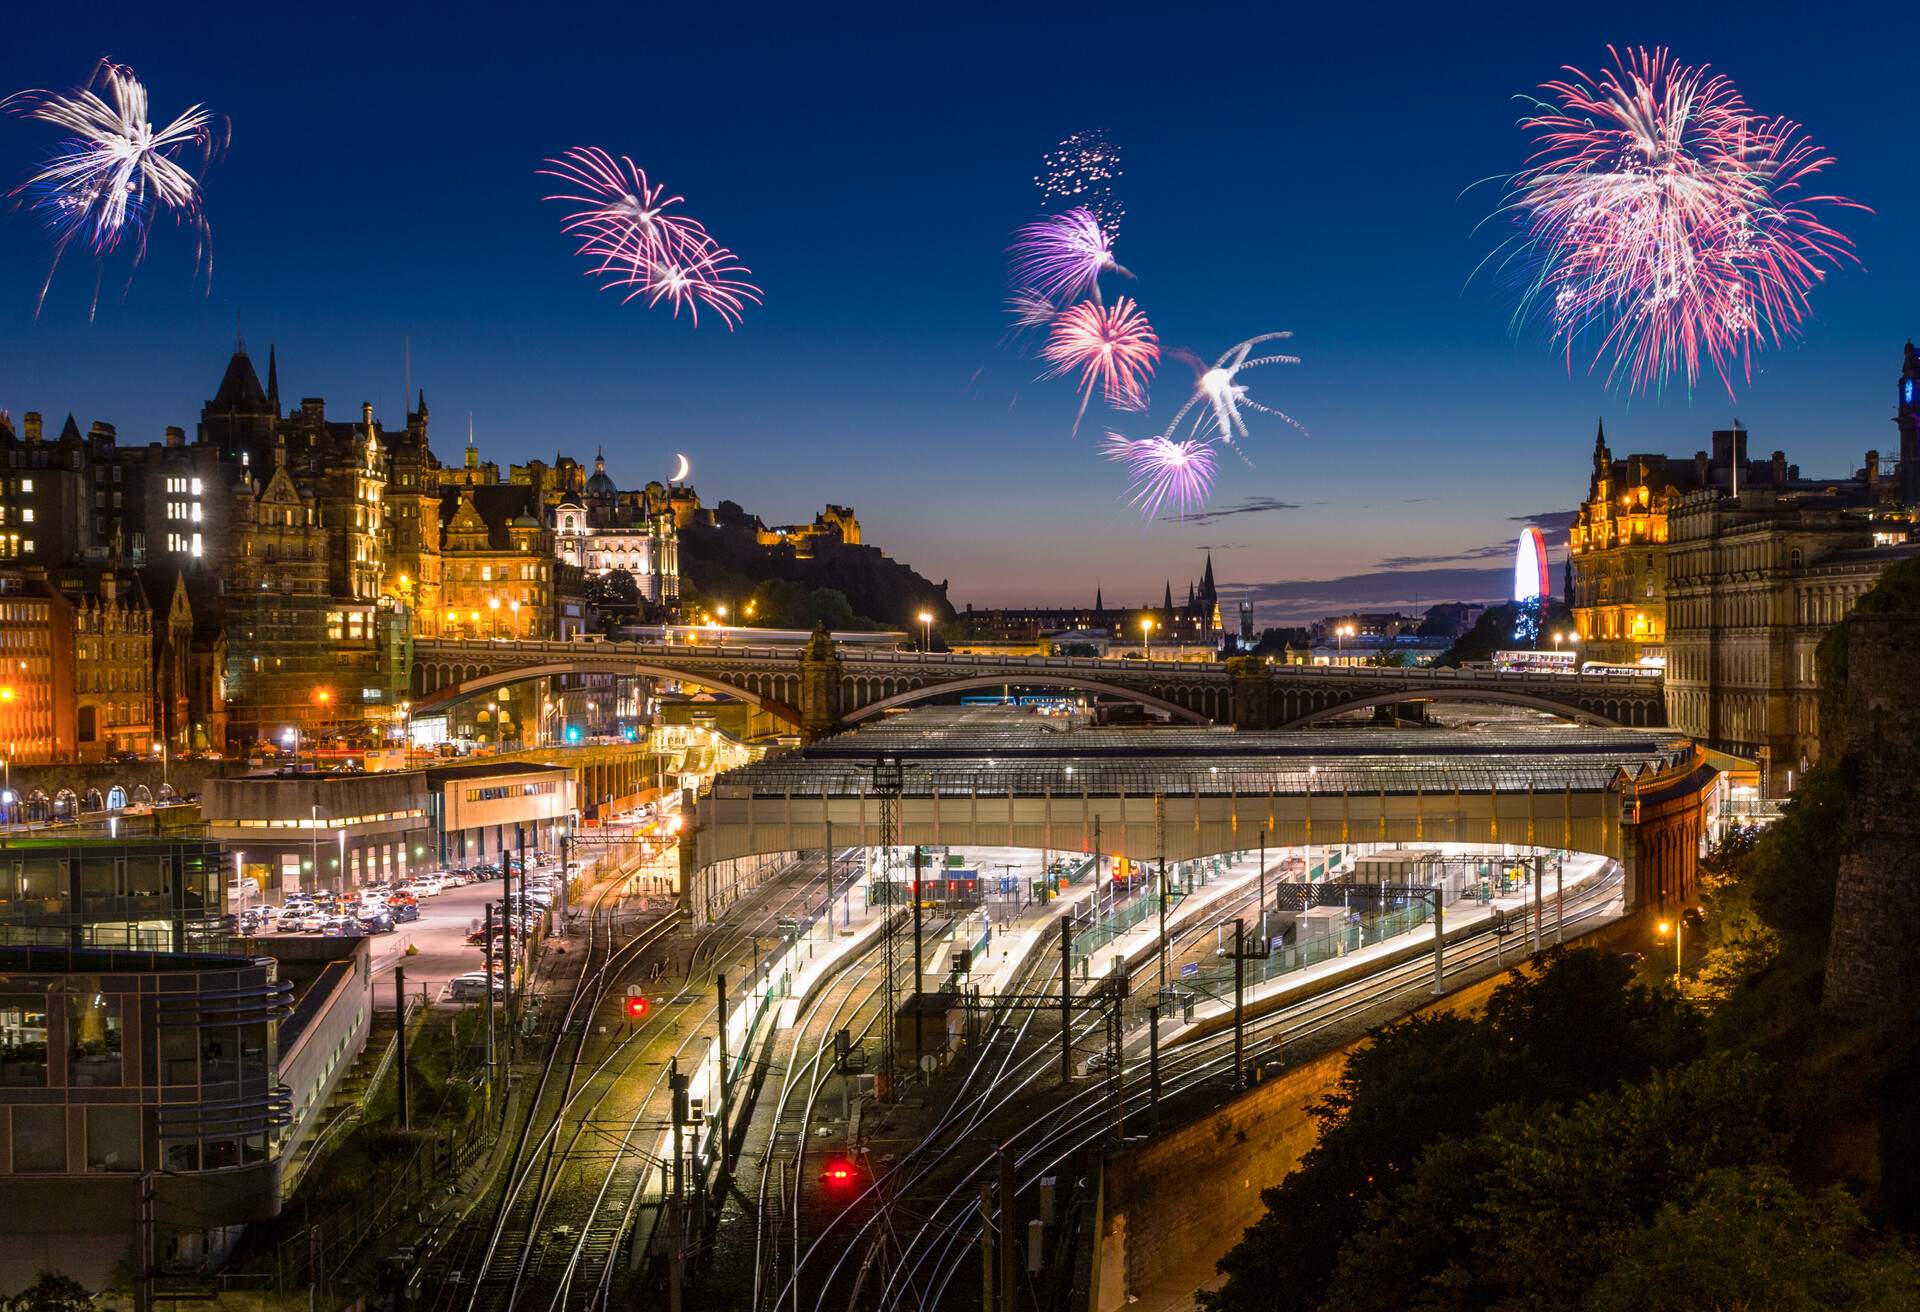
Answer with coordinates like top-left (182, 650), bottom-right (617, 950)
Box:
top-left (671, 453), bottom-right (690, 483)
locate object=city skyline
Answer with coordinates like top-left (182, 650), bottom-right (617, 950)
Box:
top-left (4, 4), bottom-right (1916, 621)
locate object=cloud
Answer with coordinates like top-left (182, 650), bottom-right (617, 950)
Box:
top-left (1364, 509), bottom-right (1579, 573)
top-left (1510, 508), bottom-right (1578, 533)
top-left (1231, 565), bottom-right (1516, 625)
top-left (1164, 496), bottom-right (1303, 525)
top-left (1372, 542), bottom-right (1512, 570)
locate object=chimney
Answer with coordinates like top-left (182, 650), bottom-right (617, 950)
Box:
top-left (23, 412), bottom-right (41, 443)
top-left (164, 425), bottom-right (185, 448)
top-left (1694, 450), bottom-right (1710, 485)
top-left (1771, 450), bottom-right (1787, 483)
top-left (89, 420), bottom-right (117, 444)
top-left (1866, 450), bottom-right (1881, 491)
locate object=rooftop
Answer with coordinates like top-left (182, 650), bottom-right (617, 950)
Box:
top-left (712, 705), bottom-right (1696, 798)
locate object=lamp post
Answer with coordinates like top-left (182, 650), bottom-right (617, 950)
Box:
top-left (313, 689), bottom-right (331, 766)
top-left (508, 598), bottom-right (521, 639)
top-left (1656, 916), bottom-right (1683, 984)
top-left (1140, 616), bottom-right (1155, 660)
top-left (917, 610), bottom-right (933, 653)
top-left (488, 596), bottom-right (501, 639)
top-left (1335, 622), bottom-right (1356, 664)
top-left (487, 701), bottom-right (499, 747)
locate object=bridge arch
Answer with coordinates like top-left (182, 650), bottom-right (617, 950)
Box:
top-left (410, 659), bottom-right (803, 728)
top-left (1275, 686), bottom-right (1630, 730)
top-left (841, 673), bottom-right (1212, 725)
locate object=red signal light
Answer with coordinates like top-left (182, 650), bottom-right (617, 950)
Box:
top-left (624, 995), bottom-right (649, 1020)
top-left (821, 1158), bottom-right (857, 1190)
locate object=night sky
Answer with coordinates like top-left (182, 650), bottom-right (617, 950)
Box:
top-left (4, 2), bottom-right (1914, 622)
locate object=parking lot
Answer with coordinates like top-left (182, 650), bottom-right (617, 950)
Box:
top-left (245, 861), bottom-right (578, 1004)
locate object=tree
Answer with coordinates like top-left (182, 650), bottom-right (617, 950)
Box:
top-left (3, 1273), bottom-right (93, 1312)
top-left (584, 568), bottom-right (640, 610)
top-left (1587, 1165), bottom-right (1920, 1312)
top-left (1743, 762), bottom-right (1849, 954)
top-left (1202, 949), bottom-right (1701, 1312)
top-left (800, 587), bottom-right (855, 631)
top-left (1320, 1053), bottom-right (1775, 1312)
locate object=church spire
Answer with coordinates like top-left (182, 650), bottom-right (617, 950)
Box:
top-left (1162, 580), bottom-right (1174, 613)
top-left (1200, 552), bottom-right (1217, 603)
top-left (266, 344), bottom-right (279, 411)
top-left (1094, 584), bottom-right (1104, 613)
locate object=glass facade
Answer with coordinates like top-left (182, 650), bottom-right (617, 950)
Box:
top-left (0, 949), bottom-right (290, 1184)
top-left (0, 837), bottom-right (226, 951)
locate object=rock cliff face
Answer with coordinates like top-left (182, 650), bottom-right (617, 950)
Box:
top-left (1821, 610), bottom-right (1920, 1016)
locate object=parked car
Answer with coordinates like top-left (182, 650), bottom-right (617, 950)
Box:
top-left (322, 917), bottom-right (366, 938)
top-left (389, 902), bottom-right (420, 924)
top-left (356, 911), bottom-right (396, 934)
top-left (449, 973), bottom-right (505, 1002)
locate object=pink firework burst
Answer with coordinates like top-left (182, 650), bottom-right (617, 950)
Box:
top-left (1499, 46), bottom-right (1866, 396)
top-left (607, 238), bottom-right (762, 330)
top-left (1009, 207), bottom-right (1131, 306)
top-left (540, 147), bottom-right (762, 329)
top-left (541, 147), bottom-right (710, 273)
top-left (1104, 433), bottom-right (1217, 520)
top-left (1039, 296), bottom-right (1158, 433)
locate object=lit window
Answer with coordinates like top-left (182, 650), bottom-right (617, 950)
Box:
top-left (19, 479), bottom-right (30, 493)
top-left (20, 509), bottom-right (31, 523)
top-left (190, 478), bottom-right (202, 495)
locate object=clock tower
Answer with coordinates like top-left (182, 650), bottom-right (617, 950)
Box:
top-left (1897, 340), bottom-right (1920, 504)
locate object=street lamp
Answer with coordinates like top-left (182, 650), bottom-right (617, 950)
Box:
top-left (488, 595), bottom-right (501, 639)
top-left (917, 610), bottom-right (933, 653)
top-left (1656, 916), bottom-right (1683, 984)
top-left (508, 598), bottom-right (521, 638)
top-left (1335, 622), bottom-right (1356, 663)
top-left (312, 689), bottom-right (332, 765)
top-left (1140, 616), bottom-right (1155, 660)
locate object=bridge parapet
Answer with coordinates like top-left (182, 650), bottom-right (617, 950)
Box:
top-left (408, 637), bottom-right (1665, 733)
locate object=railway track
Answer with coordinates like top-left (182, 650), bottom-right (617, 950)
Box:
top-left (780, 861), bottom-right (1624, 1311)
top-left (430, 845), bottom-right (860, 1311)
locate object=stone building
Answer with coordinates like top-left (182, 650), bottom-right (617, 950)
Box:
top-left (1663, 423), bottom-right (1916, 790)
top-left (545, 449), bottom-right (683, 603)
top-left (54, 569), bottom-right (155, 762)
top-left (757, 503), bottom-right (862, 555)
top-left (439, 486), bottom-right (557, 640)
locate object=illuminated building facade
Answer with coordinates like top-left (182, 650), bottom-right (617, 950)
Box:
top-left (1567, 422), bottom-right (1712, 666)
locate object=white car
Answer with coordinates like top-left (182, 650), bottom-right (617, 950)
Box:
top-left (448, 972), bottom-right (505, 1002)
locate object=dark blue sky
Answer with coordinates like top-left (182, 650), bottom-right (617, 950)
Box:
top-left (4, 2), bottom-right (1913, 621)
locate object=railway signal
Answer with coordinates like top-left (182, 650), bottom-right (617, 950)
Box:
top-left (820, 1157), bottom-right (860, 1192)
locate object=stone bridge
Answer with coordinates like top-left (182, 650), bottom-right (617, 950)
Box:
top-left (410, 632), bottom-right (1667, 737)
